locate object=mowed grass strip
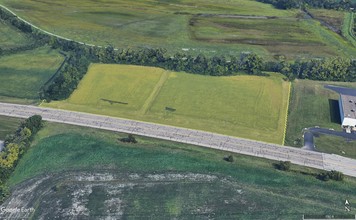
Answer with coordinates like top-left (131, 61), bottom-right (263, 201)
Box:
top-left (0, 46), bottom-right (64, 100)
top-left (44, 64), bottom-right (290, 144)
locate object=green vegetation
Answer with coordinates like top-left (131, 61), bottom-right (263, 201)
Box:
top-left (0, 46), bottom-right (64, 102)
top-left (191, 15), bottom-right (353, 59)
top-left (285, 79), bottom-right (356, 147)
top-left (342, 12), bottom-right (356, 47)
top-left (0, 116), bottom-right (21, 140)
top-left (314, 134), bottom-right (356, 159)
top-left (308, 9), bottom-right (345, 33)
top-left (1, 0), bottom-right (355, 59)
top-left (43, 64), bottom-right (290, 144)
top-left (0, 21), bottom-right (30, 50)
top-left (0, 115), bottom-right (43, 202)
top-left (6, 122), bottom-right (356, 218)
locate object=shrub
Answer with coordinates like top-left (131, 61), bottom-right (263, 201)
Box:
top-left (275, 161), bottom-right (291, 171)
top-left (224, 155), bottom-right (234, 162)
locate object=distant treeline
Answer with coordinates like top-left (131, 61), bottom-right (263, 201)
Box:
top-left (257, 0), bottom-right (356, 10)
top-left (0, 115), bottom-right (43, 203)
top-left (0, 6), bottom-right (355, 101)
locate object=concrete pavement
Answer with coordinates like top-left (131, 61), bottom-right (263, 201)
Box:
top-left (0, 102), bottom-right (356, 177)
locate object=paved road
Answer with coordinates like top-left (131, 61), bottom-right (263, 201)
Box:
top-left (1, 103), bottom-right (356, 177)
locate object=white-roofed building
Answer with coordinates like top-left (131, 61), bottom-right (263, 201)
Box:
top-left (339, 94), bottom-right (356, 133)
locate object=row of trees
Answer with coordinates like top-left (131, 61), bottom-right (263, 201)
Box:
top-left (42, 37), bottom-right (356, 101)
top-left (257, 0), bottom-right (356, 10)
top-left (0, 6), bottom-right (355, 101)
top-left (0, 115), bottom-right (43, 202)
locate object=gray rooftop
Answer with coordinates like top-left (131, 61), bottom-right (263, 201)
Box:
top-left (340, 94), bottom-right (356, 119)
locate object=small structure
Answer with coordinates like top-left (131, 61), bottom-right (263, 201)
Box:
top-left (0, 140), bottom-right (4, 152)
top-left (339, 94), bottom-right (356, 133)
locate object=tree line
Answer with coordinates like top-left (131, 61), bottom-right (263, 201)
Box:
top-left (0, 6), bottom-right (355, 102)
top-left (256, 0), bottom-right (356, 10)
top-left (0, 115), bottom-right (43, 203)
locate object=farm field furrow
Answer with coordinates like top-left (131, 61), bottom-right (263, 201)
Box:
top-left (43, 64), bottom-right (290, 144)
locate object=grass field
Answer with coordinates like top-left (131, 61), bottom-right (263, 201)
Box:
top-left (5, 122), bottom-right (356, 219)
top-left (0, 46), bottom-right (64, 102)
top-left (0, 21), bottom-right (31, 49)
top-left (308, 9), bottom-right (345, 33)
top-left (43, 64), bottom-right (290, 144)
top-left (285, 80), bottom-right (356, 147)
top-left (314, 134), bottom-right (356, 159)
top-left (1, 0), bottom-right (354, 59)
top-left (191, 15), bottom-right (354, 59)
top-left (0, 115), bottom-right (21, 139)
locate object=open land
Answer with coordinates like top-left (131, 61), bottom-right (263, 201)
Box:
top-left (285, 79), bottom-right (356, 147)
top-left (314, 134), bottom-right (356, 160)
top-left (43, 64), bottom-right (290, 144)
top-left (1, 122), bottom-right (355, 219)
top-left (0, 0), bottom-right (354, 59)
top-left (0, 21), bottom-right (31, 49)
top-left (0, 115), bottom-right (21, 139)
top-left (0, 46), bottom-right (64, 103)
top-left (307, 9), bottom-right (345, 33)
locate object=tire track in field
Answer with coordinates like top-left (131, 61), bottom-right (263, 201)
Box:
top-left (139, 70), bottom-right (170, 115)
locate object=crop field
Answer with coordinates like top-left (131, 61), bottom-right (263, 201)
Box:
top-left (285, 80), bottom-right (356, 147)
top-left (0, 21), bottom-right (31, 49)
top-left (0, 115), bottom-right (21, 139)
top-left (43, 64), bottom-right (290, 144)
top-left (0, 46), bottom-right (64, 102)
top-left (1, 123), bottom-right (355, 219)
top-left (0, 0), bottom-right (354, 59)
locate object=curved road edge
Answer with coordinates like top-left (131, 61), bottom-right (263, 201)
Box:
top-left (0, 102), bottom-right (356, 177)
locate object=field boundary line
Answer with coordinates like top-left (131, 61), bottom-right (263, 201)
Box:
top-left (282, 81), bottom-right (291, 145)
top-left (139, 70), bottom-right (170, 115)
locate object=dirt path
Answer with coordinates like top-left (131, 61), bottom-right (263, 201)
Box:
top-left (139, 70), bottom-right (170, 115)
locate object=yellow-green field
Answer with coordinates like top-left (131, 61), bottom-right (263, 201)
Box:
top-left (43, 64), bottom-right (290, 144)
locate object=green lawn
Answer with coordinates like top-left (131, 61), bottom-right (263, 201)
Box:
top-left (314, 134), bottom-right (356, 159)
top-left (0, 115), bottom-right (21, 139)
top-left (1, 0), bottom-right (354, 59)
top-left (6, 122), bottom-right (356, 219)
top-left (0, 46), bottom-right (64, 101)
top-left (285, 79), bottom-right (356, 147)
top-left (43, 64), bottom-right (290, 144)
top-left (0, 21), bottom-right (31, 49)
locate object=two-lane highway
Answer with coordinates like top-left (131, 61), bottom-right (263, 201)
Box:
top-left (1, 102), bottom-right (356, 177)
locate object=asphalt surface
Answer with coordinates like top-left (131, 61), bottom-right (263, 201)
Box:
top-left (309, 127), bottom-right (356, 140)
top-left (0, 103), bottom-right (356, 177)
top-left (325, 85), bottom-right (356, 96)
top-left (302, 132), bottom-right (315, 151)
